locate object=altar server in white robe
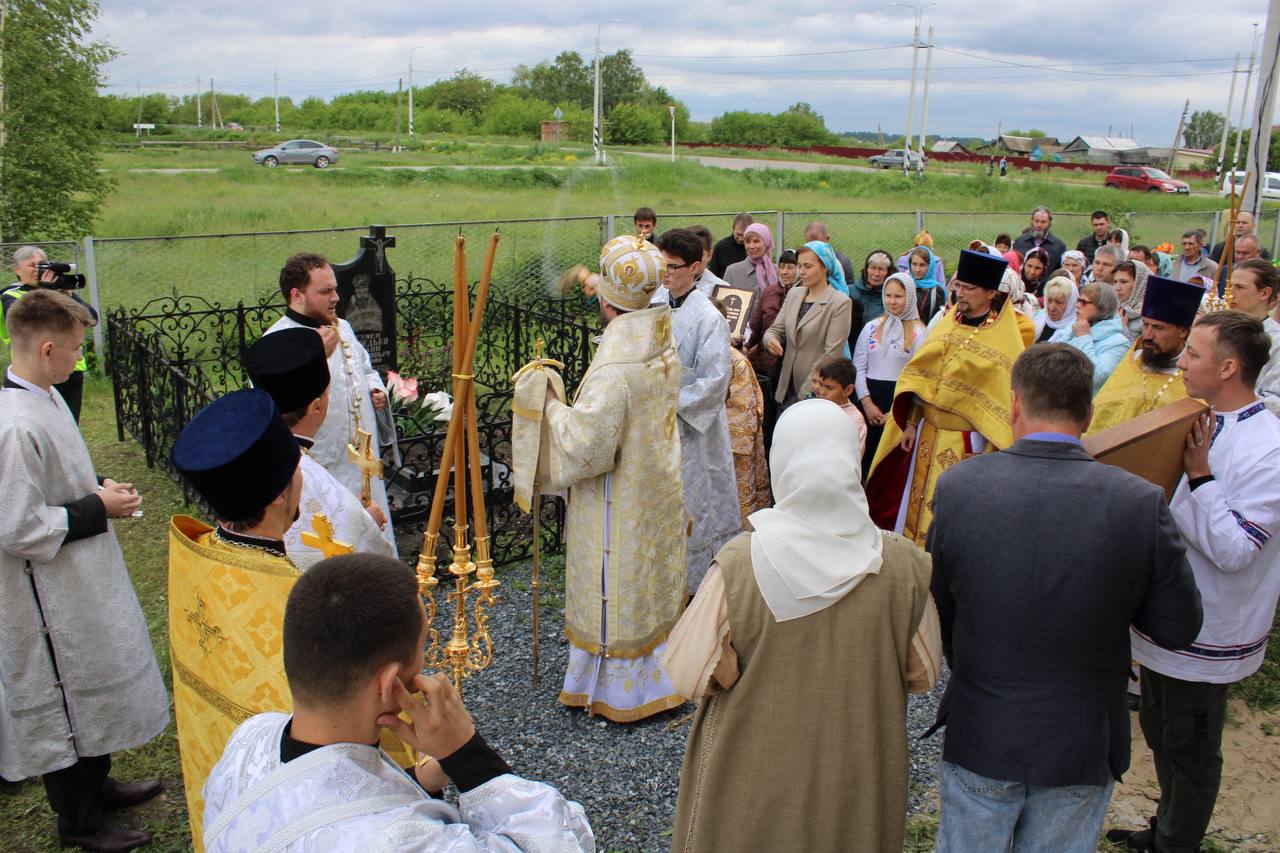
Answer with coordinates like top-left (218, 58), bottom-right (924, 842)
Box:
top-left (244, 328), bottom-right (396, 566)
top-left (266, 252), bottom-right (397, 550)
top-left (203, 553), bottom-right (594, 852)
top-left (1123, 311), bottom-right (1280, 853)
top-left (656, 228), bottom-right (743, 593)
top-left (0, 290), bottom-right (169, 851)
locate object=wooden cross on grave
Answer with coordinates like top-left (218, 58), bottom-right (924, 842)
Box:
top-left (361, 225), bottom-right (397, 276)
top-left (346, 427), bottom-right (384, 504)
top-left (300, 513), bottom-right (354, 558)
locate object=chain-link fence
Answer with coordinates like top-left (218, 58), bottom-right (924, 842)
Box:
top-left (92, 217), bottom-right (608, 311)
top-left (82, 208), bottom-right (1280, 316)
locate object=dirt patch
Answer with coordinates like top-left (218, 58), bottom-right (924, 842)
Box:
top-left (1106, 700), bottom-right (1280, 851)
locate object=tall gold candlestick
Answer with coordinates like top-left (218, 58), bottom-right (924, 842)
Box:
top-left (417, 232), bottom-right (502, 692)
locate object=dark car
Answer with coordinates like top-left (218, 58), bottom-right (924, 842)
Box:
top-left (1103, 166), bottom-right (1189, 194)
top-left (252, 140), bottom-right (339, 168)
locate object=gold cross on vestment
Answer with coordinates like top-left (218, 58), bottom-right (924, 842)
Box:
top-left (300, 513), bottom-right (353, 558)
top-left (184, 595), bottom-right (225, 657)
top-left (346, 428), bottom-right (384, 504)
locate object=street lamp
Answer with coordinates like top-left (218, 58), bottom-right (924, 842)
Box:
top-left (409, 44), bottom-right (426, 140)
top-left (593, 19), bottom-right (621, 166)
top-left (892, 2), bottom-right (939, 175)
top-left (669, 104), bottom-right (677, 163)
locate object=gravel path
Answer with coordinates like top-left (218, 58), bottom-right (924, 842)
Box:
top-left (425, 558), bottom-right (947, 852)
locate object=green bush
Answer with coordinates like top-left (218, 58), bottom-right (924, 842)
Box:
top-left (607, 103), bottom-right (664, 145)
top-left (483, 94), bottom-right (554, 138)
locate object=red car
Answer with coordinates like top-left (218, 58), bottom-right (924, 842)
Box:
top-left (1103, 166), bottom-right (1190, 194)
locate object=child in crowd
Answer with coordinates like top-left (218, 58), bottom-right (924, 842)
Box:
top-left (810, 354), bottom-right (868, 463)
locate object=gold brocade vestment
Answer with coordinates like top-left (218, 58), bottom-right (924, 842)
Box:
top-left (168, 516), bottom-right (298, 849)
top-left (1085, 341), bottom-right (1190, 436)
top-left (866, 306), bottom-right (1024, 546)
top-left (168, 516), bottom-right (411, 847)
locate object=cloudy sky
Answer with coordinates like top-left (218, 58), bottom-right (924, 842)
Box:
top-left (93, 1), bottom-right (1273, 144)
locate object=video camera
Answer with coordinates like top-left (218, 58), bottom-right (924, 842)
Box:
top-left (36, 261), bottom-right (87, 291)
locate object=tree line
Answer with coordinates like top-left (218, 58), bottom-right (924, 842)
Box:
top-left (95, 50), bottom-right (841, 149)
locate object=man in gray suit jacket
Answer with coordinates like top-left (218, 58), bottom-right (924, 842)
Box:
top-left (927, 343), bottom-right (1203, 853)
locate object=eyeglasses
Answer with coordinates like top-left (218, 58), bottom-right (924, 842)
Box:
top-left (664, 262), bottom-right (691, 275)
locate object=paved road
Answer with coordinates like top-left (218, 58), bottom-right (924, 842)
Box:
top-left (626, 150), bottom-right (1223, 197)
top-left (627, 150), bottom-right (878, 174)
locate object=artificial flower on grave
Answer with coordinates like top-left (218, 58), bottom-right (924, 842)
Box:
top-left (388, 378), bottom-right (453, 438)
top-left (422, 391), bottom-right (453, 423)
top-left (386, 371), bottom-right (420, 405)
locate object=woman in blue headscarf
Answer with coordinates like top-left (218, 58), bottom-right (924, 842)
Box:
top-left (802, 240), bottom-right (850, 295)
top-left (762, 241), bottom-right (853, 406)
top-left (905, 245), bottom-right (946, 321)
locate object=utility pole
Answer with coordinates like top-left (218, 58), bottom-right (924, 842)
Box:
top-left (592, 20), bottom-right (619, 166)
top-left (1218, 53), bottom-right (1241, 182)
top-left (902, 19), bottom-right (920, 175)
top-left (136, 78), bottom-right (144, 136)
top-left (1231, 23), bottom-right (1259, 174)
top-left (669, 104), bottom-right (676, 163)
top-left (1167, 99), bottom-right (1189, 174)
top-left (273, 61), bottom-right (280, 133)
top-left (893, 3), bottom-right (938, 175)
top-left (196, 77), bottom-right (202, 129)
top-left (408, 45), bottom-right (424, 140)
top-left (1243, 0), bottom-right (1280, 216)
top-left (210, 78), bottom-right (221, 129)
top-left (917, 25), bottom-right (935, 174)
top-left (395, 79), bottom-right (403, 150)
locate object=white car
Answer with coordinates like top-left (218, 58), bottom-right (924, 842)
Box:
top-left (1221, 170), bottom-right (1280, 200)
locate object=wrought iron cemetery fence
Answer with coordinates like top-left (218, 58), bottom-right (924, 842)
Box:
top-left (106, 272), bottom-right (599, 567)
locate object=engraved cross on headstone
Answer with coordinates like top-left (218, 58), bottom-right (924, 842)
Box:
top-left (361, 225), bottom-right (397, 276)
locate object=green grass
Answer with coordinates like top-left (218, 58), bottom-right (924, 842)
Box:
top-left (1231, 613), bottom-right (1280, 711)
top-left (0, 376), bottom-right (193, 851)
top-left (86, 152), bottom-right (1253, 311)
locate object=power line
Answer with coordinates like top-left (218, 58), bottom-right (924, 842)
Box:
top-left (931, 46), bottom-right (1233, 77)
top-left (633, 44), bottom-right (909, 60)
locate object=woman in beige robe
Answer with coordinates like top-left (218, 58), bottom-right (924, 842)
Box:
top-left (664, 398), bottom-right (942, 852)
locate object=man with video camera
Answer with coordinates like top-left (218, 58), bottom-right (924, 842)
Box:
top-left (2, 246), bottom-right (97, 422)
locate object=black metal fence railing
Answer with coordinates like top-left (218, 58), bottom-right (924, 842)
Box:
top-left (106, 276), bottom-right (598, 568)
top-left (107, 315), bottom-right (218, 511)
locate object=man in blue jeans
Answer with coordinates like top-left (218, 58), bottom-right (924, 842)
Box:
top-left (927, 343), bottom-right (1203, 852)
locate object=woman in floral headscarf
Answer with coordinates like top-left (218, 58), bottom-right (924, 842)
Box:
top-left (1112, 259), bottom-right (1149, 343)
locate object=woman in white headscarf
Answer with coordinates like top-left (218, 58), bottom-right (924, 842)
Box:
top-left (1108, 228), bottom-right (1130, 259)
top-left (1036, 275), bottom-right (1078, 343)
top-left (664, 398), bottom-right (941, 853)
top-left (853, 272), bottom-right (927, 474)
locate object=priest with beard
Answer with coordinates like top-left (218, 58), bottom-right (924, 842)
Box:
top-left (266, 253), bottom-right (397, 554)
top-left (243, 327), bottom-right (395, 567)
top-left (866, 250), bottom-right (1026, 547)
top-left (1086, 275), bottom-right (1204, 436)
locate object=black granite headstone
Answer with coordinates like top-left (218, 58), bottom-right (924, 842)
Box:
top-left (334, 225), bottom-right (397, 373)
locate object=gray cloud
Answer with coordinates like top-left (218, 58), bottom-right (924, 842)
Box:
top-left (93, 0), bottom-right (1270, 142)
